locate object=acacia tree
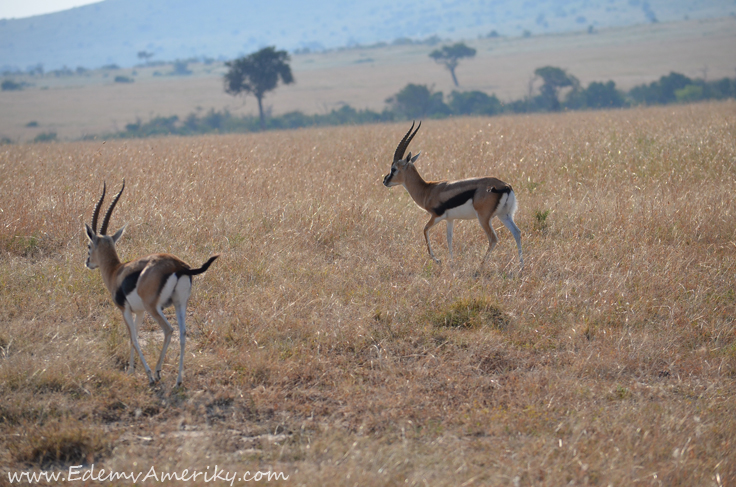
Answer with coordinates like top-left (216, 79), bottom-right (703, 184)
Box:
top-left (429, 42), bottom-right (476, 87)
top-left (224, 46), bottom-right (294, 130)
top-left (137, 51), bottom-right (154, 64)
top-left (385, 84), bottom-right (449, 119)
top-left (534, 66), bottom-right (579, 111)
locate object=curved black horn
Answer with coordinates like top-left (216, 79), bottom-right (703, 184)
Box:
top-left (393, 121), bottom-right (421, 162)
top-left (91, 182), bottom-right (106, 234)
top-left (100, 179), bottom-right (125, 235)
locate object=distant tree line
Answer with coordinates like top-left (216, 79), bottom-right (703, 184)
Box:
top-left (113, 105), bottom-right (396, 139)
top-left (108, 68), bottom-right (736, 140)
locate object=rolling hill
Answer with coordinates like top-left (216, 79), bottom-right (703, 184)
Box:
top-left (1, 0), bottom-right (734, 71)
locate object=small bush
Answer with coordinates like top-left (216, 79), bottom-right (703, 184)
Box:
top-left (171, 61), bottom-right (192, 76)
top-left (11, 235), bottom-right (40, 256)
top-left (449, 90), bottom-right (503, 115)
top-left (113, 75), bottom-right (134, 83)
top-left (425, 298), bottom-right (508, 329)
top-left (33, 132), bottom-right (57, 143)
top-left (385, 84), bottom-right (450, 119)
top-left (675, 85), bottom-right (704, 102)
top-left (534, 209), bottom-right (551, 232)
top-left (2, 79), bottom-right (23, 91)
top-left (11, 421), bottom-right (112, 467)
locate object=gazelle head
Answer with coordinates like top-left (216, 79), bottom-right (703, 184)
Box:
top-left (383, 121), bottom-right (421, 187)
top-left (84, 180), bottom-right (126, 270)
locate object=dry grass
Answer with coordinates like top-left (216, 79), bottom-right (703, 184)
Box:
top-left (1, 102), bottom-right (735, 485)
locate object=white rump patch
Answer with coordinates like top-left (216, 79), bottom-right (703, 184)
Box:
top-left (492, 191), bottom-right (517, 219)
top-left (173, 275), bottom-right (192, 306)
top-left (491, 192), bottom-right (509, 218)
top-left (157, 274), bottom-right (178, 308)
top-left (157, 273), bottom-right (192, 309)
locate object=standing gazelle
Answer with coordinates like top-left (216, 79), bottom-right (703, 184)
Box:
top-left (383, 122), bottom-right (523, 271)
top-left (84, 180), bottom-right (219, 386)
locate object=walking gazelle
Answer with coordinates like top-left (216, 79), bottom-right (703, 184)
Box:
top-left (84, 180), bottom-right (219, 386)
top-left (383, 121), bottom-right (523, 271)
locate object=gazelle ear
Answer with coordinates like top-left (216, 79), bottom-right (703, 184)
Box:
top-left (410, 151), bottom-right (421, 163)
top-left (111, 225), bottom-right (126, 243)
top-left (405, 151), bottom-right (412, 162)
top-left (85, 223), bottom-right (96, 242)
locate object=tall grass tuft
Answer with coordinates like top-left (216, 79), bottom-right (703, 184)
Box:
top-left (10, 421), bottom-right (113, 467)
top-left (424, 297), bottom-right (509, 329)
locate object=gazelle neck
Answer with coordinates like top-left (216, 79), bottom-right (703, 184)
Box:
top-left (402, 164), bottom-right (432, 209)
top-left (97, 244), bottom-right (123, 293)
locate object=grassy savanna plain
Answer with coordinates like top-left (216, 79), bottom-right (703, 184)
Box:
top-left (1, 102), bottom-right (736, 485)
top-left (2, 16), bottom-right (736, 142)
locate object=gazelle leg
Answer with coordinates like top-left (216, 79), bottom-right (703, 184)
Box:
top-left (499, 214), bottom-right (524, 271)
top-left (122, 307), bottom-right (154, 383)
top-left (446, 220), bottom-right (455, 260)
top-left (173, 302), bottom-right (188, 387)
top-left (128, 312), bottom-right (144, 373)
top-left (149, 306), bottom-right (174, 383)
top-left (478, 216), bottom-right (499, 266)
top-left (424, 216), bottom-right (441, 263)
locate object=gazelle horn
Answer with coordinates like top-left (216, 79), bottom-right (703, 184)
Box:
top-left (100, 180), bottom-right (125, 235)
top-left (393, 120), bottom-right (421, 162)
top-left (91, 182), bottom-right (106, 234)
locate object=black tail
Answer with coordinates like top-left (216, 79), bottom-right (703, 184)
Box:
top-left (490, 185), bottom-right (512, 194)
top-left (182, 255), bottom-right (220, 276)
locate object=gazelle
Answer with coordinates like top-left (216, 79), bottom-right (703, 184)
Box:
top-left (84, 180), bottom-right (219, 387)
top-left (383, 121), bottom-right (523, 270)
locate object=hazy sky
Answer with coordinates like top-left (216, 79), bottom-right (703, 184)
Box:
top-left (0, 0), bottom-right (100, 19)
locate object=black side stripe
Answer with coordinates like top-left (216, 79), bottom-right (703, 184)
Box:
top-left (433, 189), bottom-right (476, 216)
top-left (114, 270), bottom-right (142, 307)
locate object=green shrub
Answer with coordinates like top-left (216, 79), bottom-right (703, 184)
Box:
top-left (424, 298), bottom-right (508, 329)
top-left (449, 90), bottom-right (503, 115)
top-left (675, 85), bottom-right (704, 103)
top-left (33, 132), bottom-right (57, 143)
top-left (534, 209), bottom-right (551, 232)
top-left (171, 61), bottom-right (192, 76)
top-left (1, 79), bottom-right (23, 91)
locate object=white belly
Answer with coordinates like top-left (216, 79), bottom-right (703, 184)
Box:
top-left (124, 289), bottom-right (145, 312)
top-left (437, 199), bottom-right (477, 221)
